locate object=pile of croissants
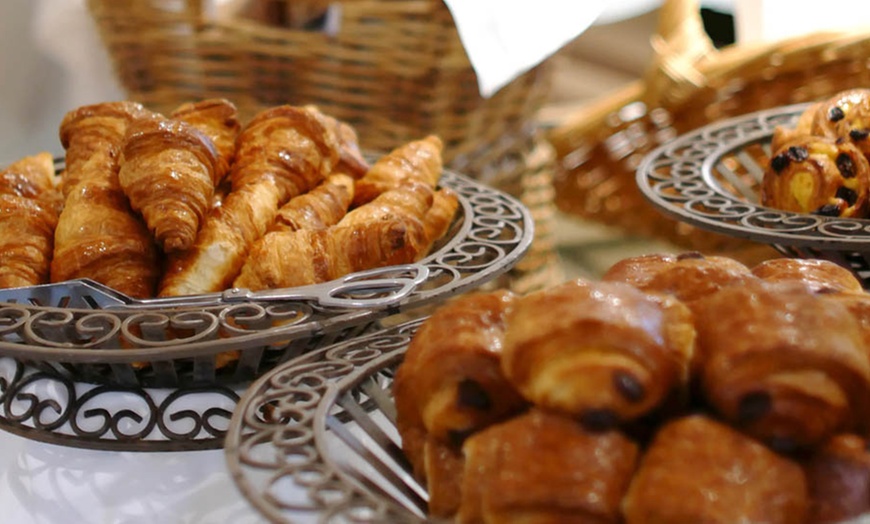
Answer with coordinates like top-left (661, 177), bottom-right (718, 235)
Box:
top-left (0, 99), bottom-right (457, 299)
top-left (394, 252), bottom-right (870, 523)
top-left (762, 88), bottom-right (870, 219)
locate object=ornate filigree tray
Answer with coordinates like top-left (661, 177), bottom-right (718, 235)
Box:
top-left (636, 102), bottom-right (870, 287)
top-left (225, 318), bottom-right (427, 522)
top-left (225, 318), bottom-right (870, 524)
top-left (0, 169), bottom-right (533, 451)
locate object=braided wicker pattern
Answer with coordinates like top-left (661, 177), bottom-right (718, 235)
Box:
top-left (87, 0), bottom-right (562, 291)
top-left (549, 0), bottom-right (870, 260)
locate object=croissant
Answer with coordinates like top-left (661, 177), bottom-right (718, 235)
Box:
top-left (804, 433), bottom-right (870, 523)
top-left (58, 101), bottom-right (151, 197)
top-left (500, 278), bottom-right (695, 428)
top-left (751, 257), bottom-right (864, 294)
top-left (158, 105), bottom-right (340, 296)
top-left (622, 415), bottom-right (807, 524)
top-left (458, 409), bottom-right (639, 524)
top-left (601, 251), bottom-right (758, 304)
top-left (119, 116), bottom-right (220, 253)
top-left (303, 105), bottom-right (369, 178)
top-left (393, 290), bottom-right (526, 479)
top-left (420, 187), bottom-right (460, 256)
top-left (269, 173), bottom-right (354, 233)
top-left (0, 152), bottom-right (61, 288)
top-left (692, 280), bottom-right (870, 450)
top-left (422, 435), bottom-right (465, 519)
top-left (53, 102), bottom-right (159, 298)
top-left (170, 98), bottom-right (241, 183)
top-left (232, 180), bottom-right (433, 291)
top-left (352, 135), bottom-right (443, 206)
top-left (761, 135), bottom-right (870, 218)
top-left (227, 105), bottom-right (339, 196)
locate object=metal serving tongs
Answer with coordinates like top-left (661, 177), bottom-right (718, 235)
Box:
top-left (0, 264), bottom-right (430, 311)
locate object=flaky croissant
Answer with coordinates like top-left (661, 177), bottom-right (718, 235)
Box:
top-left (420, 187), bottom-right (459, 256)
top-left (692, 280), bottom-right (870, 450)
top-left (303, 105), bottom-right (369, 178)
top-left (52, 102), bottom-right (159, 298)
top-left (458, 409), bottom-right (639, 524)
top-left (119, 116), bottom-right (220, 253)
top-left (0, 152), bottom-right (61, 288)
top-left (158, 105), bottom-right (340, 296)
top-left (232, 178), bottom-right (433, 290)
top-left (352, 135), bottom-right (442, 206)
top-left (269, 173), bottom-right (354, 233)
top-left (622, 415), bottom-right (807, 524)
top-left (500, 278), bottom-right (695, 428)
top-left (170, 98), bottom-right (240, 183)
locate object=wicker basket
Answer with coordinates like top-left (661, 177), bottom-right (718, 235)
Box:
top-left (549, 0), bottom-right (870, 262)
top-left (87, 0), bottom-right (562, 291)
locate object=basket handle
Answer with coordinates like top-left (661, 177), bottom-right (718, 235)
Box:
top-left (642, 0), bottom-right (717, 107)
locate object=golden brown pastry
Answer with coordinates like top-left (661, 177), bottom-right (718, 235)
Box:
top-left (170, 98), bottom-right (240, 183)
top-left (303, 105), bottom-right (369, 178)
top-left (812, 89), bottom-right (870, 146)
top-left (0, 152), bottom-right (61, 288)
top-left (420, 187), bottom-right (460, 256)
top-left (119, 115), bottom-right (220, 253)
top-left (804, 433), bottom-right (870, 523)
top-left (501, 278), bottom-right (695, 428)
top-left (422, 436), bottom-right (465, 519)
top-left (269, 173), bottom-right (354, 233)
top-left (751, 257), bottom-right (864, 294)
top-left (393, 290), bottom-right (526, 479)
top-left (231, 178), bottom-right (433, 291)
top-left (352, 135), bottom-right (442, 206)
top-left (770, 100), bottom-right (822, 153)
top-left (458, 409), bottom-right (639, 524)
top-left (158, 105), bottom-right (340, 296)
top-left (57, 101), bottom-right (151, 197)
top-left (231, 174), bottom-right (355, 290)
top-left (602, 251), bottom-right (758, 303)
top-left (622, 415), bottom-right (807, 524)
top-left (761, 134), bottom-right (870, 218)
top-left (692, 280), bottom-right (870, 450)
top-left (52, 102), bottom-right (159, 298)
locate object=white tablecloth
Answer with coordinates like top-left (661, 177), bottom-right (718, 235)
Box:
top-left (0, 430), bottom-right (265, 524)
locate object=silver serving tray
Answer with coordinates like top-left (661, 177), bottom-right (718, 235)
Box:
top-left (0, 168), bottom-right (533, 451)
top-left (636, 102), bottom-right (870, 286)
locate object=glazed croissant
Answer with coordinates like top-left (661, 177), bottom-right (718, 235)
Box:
top-left (393, 291), bottom-right (525, 475)
top-left (352, 135), bottom-right (443, 206)
top-left (420, 187), bottom-right (460, 256)
top-left (232, 177), bottom-right (434, 291)
top-left (0, 152), bottom-right (61, 288)
top-left (500, 278), bottom-right (696, 428)
top-left (158, 105), bottom-right (340, 296)
top-left (170, 98), bottom-right (241, 183)
top-left (231, 174), bottom-right (355, 290)
top-left (303, 105), bottom-right (369, 178)
top-left (57, 101), bottom-right (151, 197)
top-left (52, 102), bottom-right (159, 298)
top-left (622, 415), bottom-right (807, 524)
top-left (692, 280), bottom-right (870, 450)
top-left (804, 433), bottom-right (870, 523)
top-left (459, 409), bottom-right (639, 524)
top-left (119, 116), bottom-right (220, 253)
top-left (761, 135), bottom-right (870, 218)
top-left (269, 173), bottom-right (355, 233)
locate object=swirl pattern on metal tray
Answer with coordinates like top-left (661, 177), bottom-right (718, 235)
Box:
top-left (637, 102), bottom-right (870, 248)
top-left (0, 170), bottom-right (532, 391)
top-left (226, 319), bottom-right (426, 523)
top-left (0, 356), bottom-right (241, 451)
